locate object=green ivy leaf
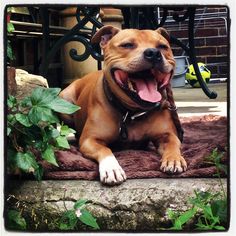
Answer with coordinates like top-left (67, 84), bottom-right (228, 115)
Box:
top-left (29, 106), bottom-right (59, 125)
top-left (47, 97), bottom-right (80, 114)
top-left (7, 95), bottom-right (17, 108)
top-left (56, 136), bottom-right (70, 149)
top-left (60, 125), bottom-right (76, 136)
top-left (15, 113), bottom-right (32, 127)
top-left (79, 209), bottom-right (100, 230)
top-left (20, 96), bottom-right (32, 108)
top-left (15, 152), bottom-right (39, 173)
top-left (34, 164), bottom-right (44, 181)
top-left (42, 146), bottom-right (59, 167)
top-left (7, 127), bottom-right (11, 136)
top-left (46, 127), bottom-right (60, 139)
top-left (7, 40), bottom-right (15, 61)
top-left (74, 199), bottom-right (88, 210)
top-left (30, 87), bottom-right (61, 106)
top-left (7, 210), bottom-right (26, 230)
top-left (7, 114), bottom-right (15, 122)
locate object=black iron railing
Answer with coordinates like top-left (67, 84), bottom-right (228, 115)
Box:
top-left (39, 6), bottom-right (218, 99)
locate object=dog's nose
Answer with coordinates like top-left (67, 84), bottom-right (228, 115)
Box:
top-left (144, 48), bottom-right (162, 63)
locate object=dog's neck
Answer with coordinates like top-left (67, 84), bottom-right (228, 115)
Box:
top-left (103, 76), bottom-right (184, 142)
top-left (103, 77), bottom-right (164, 140)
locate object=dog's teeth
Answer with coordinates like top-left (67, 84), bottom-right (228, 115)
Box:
top-left (128, 80), bottom-right (136, 91)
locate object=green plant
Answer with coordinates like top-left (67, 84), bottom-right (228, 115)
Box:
top-left (59, 199), bottom-right (100, 230)
top-left (7, 209), bottom-right (27, 230)
top-left (167, 190), bottom-right (227, 231)
top-left (7, 87), bottom-right (80, 180)
top-left (167, 148), bottom-right (227, 231)
top-left (7, 7), bottom-right (15, 61)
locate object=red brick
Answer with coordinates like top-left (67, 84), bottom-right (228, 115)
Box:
top-left (204, 18), bottom-right (223, 24)
top-left (196, 7), bottom-right (219, 14)
top-left (219, 7), bottom-right (228, 12)
top-left (206, 36), bottom-right (228, 46)
top-left (218, 65), bottom-right (229, 75)
top-left (171, 37), bottom-right (205, 47)
top-left (205, 8), bottom-right (220, 13)
top-left (203, 19), bottom-right (226, 29)
top-left (196, 56), bottom-right (206, 64)
top-left (196, 46), bottom-right (216, 56)
top-left (193, 38), bottom-right (206, 47)
top-left (211, 73), bottom-right (218, 78)
top-left (169, 29), bottom-right (188, 38)
top-left (219, 28), bottom-right (227, 36)
top-left (195, 28), bottom-right (219, 37)
top-left (206, 55), bottom-right (228, 64)
top-left (217, 46), bottom-right (228, 55)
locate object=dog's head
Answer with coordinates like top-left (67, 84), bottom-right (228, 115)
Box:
top-left (92, 25), bottom-right (175, 108)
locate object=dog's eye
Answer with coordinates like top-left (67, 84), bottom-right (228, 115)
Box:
top-left (120, 43), bottom-right (135, 49)
top-left (158, 44), bottom-right (168, 50)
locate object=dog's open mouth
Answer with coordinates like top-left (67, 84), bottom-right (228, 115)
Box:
top-left (112, 68), bottom-right (172, 104)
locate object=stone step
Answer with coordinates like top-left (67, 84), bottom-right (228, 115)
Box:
top-left (5, 178), bottom-right (227, 232)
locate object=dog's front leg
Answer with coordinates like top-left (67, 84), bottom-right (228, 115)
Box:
top-left (80, 137), bottom-right (126, 185)
top-left (154, 132), bottom-right (187, 173)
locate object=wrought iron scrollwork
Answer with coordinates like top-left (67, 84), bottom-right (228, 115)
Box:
top-left (68, 35), bottom-right (91, 62)
top-left (40, 6), bottom-right (217, 98)
top-left (40, 6), bottom-right (103, 81)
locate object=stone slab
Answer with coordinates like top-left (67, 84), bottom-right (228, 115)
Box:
top-left (5, 178), bottom-right (227, 232)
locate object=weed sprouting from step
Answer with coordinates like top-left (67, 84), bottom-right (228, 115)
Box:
top-left (166, 148), bottom-right (228, 231)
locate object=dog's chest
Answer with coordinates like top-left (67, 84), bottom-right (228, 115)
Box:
top-left (127, 123), bottom-right (147, 141)
top-left (110, 123), bottom-right (150, 151)
top-left (118, 115), bottom-right (151, 143)
top-left (116, 109), bottom-right (160, 142)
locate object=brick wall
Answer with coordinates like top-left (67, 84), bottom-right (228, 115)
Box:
top-left (163, 7), bottom-right (229, 79)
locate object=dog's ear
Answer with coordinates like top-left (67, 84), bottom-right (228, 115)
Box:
top-left (91, 25), bottom-right (120, 48)
top-left (156, 27), bottom-right (170, 42)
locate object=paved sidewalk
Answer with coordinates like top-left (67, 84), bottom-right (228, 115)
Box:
top-left (173, 82), bottom-right (227, 117)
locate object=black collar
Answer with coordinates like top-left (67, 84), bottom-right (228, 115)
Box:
top-left (103, 77), bottom-right (162, 140)
top-left (102, 77), bottom-right (183, 142)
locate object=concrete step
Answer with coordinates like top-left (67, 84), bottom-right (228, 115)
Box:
top-left (5, 178), bottom-right (227, 231)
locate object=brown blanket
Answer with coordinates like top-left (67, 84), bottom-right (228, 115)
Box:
top-left (43, 115), bottom-right (227, 180)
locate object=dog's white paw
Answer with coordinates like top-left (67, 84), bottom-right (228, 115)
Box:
top-left (99, 155), bottom-right (126, 185)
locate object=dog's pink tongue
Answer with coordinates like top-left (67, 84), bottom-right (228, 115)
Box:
top-left (133, 78), bottom-right (162, 103)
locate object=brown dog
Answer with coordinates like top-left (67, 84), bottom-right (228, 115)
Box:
top-left (60, 25), bottom-right (187, 185)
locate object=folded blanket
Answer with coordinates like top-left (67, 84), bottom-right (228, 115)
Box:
top-left (42, 115), bottom-right (227, 180)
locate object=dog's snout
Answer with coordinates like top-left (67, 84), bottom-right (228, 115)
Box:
top-left (144, 48), bottom-right (162, 63)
